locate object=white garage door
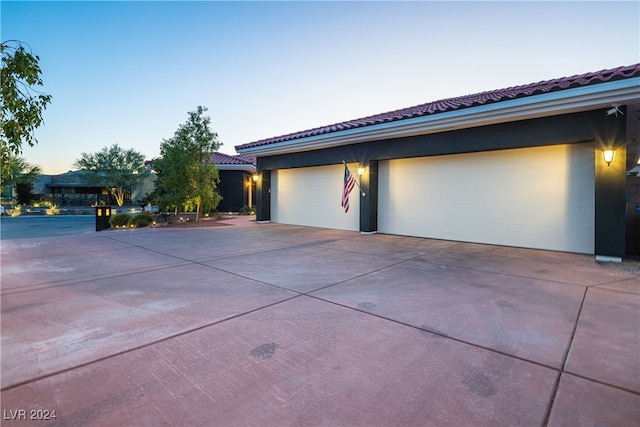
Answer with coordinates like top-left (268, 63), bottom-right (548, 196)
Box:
top-left (271, 163), bottom-right (360, 231)
top-left (378, 143), bottom-right (595, 254)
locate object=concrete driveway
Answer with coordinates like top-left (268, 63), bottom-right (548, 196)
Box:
top-left (1, 216), bottom-right (638, 426)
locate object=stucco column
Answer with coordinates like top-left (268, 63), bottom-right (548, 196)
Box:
top-left (359, 160), bottom-right (378, 233)
top-left (256, 170), bottom-right (271, 222)
top-left (595, 144), bottom-right (627, 260)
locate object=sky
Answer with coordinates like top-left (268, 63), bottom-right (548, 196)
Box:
top-left (2, 1), bottom-right (639, 174)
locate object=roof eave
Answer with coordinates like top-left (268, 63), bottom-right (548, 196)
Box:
top-left (215, 164), bottom-right (257, 173)
top-left (237, 77), bottom-right (640, 157)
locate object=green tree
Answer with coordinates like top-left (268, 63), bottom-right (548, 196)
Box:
top-left (15, 159), bottom-right (42, 204)
top-left (153, 106), bottom-right (222, 221)
top-left (1, 153), bottom-right (25, 192)
top-left (0, 155), bottom-right (41, 201)
top-left (74, 144), bottom-right (149, 207)
top-left (1, 40), bottom-right (52, 183)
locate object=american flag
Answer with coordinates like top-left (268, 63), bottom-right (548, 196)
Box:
top-left (342, 164), bottom-right (356, 213)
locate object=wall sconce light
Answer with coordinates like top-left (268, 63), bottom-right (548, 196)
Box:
top-left (252, 173), bottom-right (259, 182)
top-left (357, 166), bottom-right (365, 176)
top-left (602, 149), bottom-right (616, 166)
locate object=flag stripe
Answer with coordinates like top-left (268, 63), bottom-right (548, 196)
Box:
top-left (342, 164), bottom-right (356, 213)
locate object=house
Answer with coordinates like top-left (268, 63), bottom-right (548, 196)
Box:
top-left (38, 171), bottom-right (151, 206)
top-left (210, 152), bottom-right (257, 213)
top-left (45, 171), bottom-right (108, 205)
top-left (236, 64), bottom-right (640, 261)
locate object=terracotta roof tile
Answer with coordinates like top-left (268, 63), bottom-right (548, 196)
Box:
top-left (236, 64), bottom-right (640, 151)
top-left (210, 152), bottom-right (256, 166)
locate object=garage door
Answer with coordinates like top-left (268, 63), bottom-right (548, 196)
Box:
top-left (271, 163), bottom-right (360, 231)
top-left (378, 143), bottom-right (595, 254)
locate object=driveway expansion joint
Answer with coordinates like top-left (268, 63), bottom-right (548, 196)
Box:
top-left (0, 294), bottom-right (302, 393)
top-left (542, 286), bottom-right (588, 426)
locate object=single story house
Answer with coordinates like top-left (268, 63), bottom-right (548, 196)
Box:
top-left (211, 152), bottom-right (257, 212)
top-left (236, 64), bottom-right (640, 261)
top-left (44, 171), bottom-right (108, 205)
top-left (40, 170), bottom-right (152, 206)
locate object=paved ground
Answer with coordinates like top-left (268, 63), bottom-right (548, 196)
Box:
top-left (1, 215), bottom-right (95, 240)
top-left (1, 215), bottom-right (638, 426)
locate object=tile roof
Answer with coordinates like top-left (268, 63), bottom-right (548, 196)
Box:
top-left (49, 170), bottom-right (94, 186)
top-left (210, 152), bottom-right (256, 166)
top-left (236, 64), bottom-right (640, 151)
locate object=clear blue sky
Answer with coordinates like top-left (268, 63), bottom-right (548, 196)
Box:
top-left (2, 1), bottom-right (639, 174)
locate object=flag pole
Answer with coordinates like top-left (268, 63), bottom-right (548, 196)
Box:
top-left (343, 161), bottom-right (365, 197)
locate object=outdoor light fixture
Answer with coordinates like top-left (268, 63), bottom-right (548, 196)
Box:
top-left (606, 106), bottom-right (624, 117)
top-left (603, 149), bottom-right (616, 166)
top-left (252, 173), bottom-right (259, 182)
top-left (357, 166), bottom-right (365, 176)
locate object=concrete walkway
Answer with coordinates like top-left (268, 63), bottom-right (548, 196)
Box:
top-left (1, 216), bottom-right (638, 426)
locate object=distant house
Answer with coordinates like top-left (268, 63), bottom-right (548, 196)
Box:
top-left (211, 152), bottom-right (257, 212)
top-left (236, 64), bottom-right (640, 261)
top-left (41, 171), bottom-right (154, 206)
top-left (45, 171), bottom-right (107, 205)
top-left (6, 171), bottom-right (149, 207)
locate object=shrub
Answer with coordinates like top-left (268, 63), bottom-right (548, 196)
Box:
top-left (45, 204), bottom-right (60, 215)
top-left (239, 205), bottom-right (256, 215)
top-left (127, 211), bottom-right (154, 228)
top-left (129, 216), bottom-right (151, 228)
top-left (138, 211), bottom-right (154, 222)
top-left (33, 200), bottom-right (53, 208)
top-left (8, 205), bottom-right (22, 217)
top-left (109, 213), bottom-right (132, 227)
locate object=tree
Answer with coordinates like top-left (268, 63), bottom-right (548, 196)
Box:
top-left (0, 155), bottom-right (41, 202)
top-left (74, 144), bottom-right (149, 207)
top-left (14, 159), bottom-right (42, 205)
top-left (1, 40), bottom-right (52, 180)
top-left (1, 152), bottom-right (26, 192)
top-left (153, 106), bottom-right (222, 221)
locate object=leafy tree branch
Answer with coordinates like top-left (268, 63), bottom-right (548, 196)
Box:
top-left (1, 40), bottom-right (52, 181)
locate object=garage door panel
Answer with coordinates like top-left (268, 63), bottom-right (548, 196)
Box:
top-left (272, 164), bottom-right (360, 231)
top-left (379, 144), bottom-right (595, 254)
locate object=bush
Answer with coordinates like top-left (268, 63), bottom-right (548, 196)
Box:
top-left (138, 211), bottom-right (154, 222)
top-left (7, 205), bottom-right (22, 217)
top-left (127, 211), bottom-right (154, 228)
top-left (239, 205), bottom-right (256, 215)
top-left (109, 213), bottom-right (132, 227)
top-left (130, 216), bottom-right (151, 228)
top-left (45, 204), bottom-right (60, 215)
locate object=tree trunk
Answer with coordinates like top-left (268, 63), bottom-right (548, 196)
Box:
top-left (110, 188), bottom-right (125, 207)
